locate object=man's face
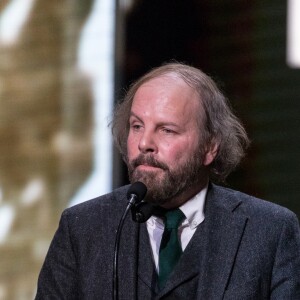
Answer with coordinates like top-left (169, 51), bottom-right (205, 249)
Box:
top-left (126, 75), bottom-right (215, 207)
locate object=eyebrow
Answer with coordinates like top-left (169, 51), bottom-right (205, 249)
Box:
top-left (129, 112), bottom-right (143, 123)
top-left (129, 111), bottom-right (180, 129)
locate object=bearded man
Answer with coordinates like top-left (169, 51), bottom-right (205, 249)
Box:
top-left (36, 63), bottom-right (300, 299)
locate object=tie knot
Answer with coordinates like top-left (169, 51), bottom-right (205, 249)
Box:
top-left (164, 209), bottom-right (185, 229)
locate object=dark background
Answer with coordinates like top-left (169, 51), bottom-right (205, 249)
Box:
top-left (115, 0), bottom-right (300, 217)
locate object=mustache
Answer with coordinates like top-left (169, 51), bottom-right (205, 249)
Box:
top-left (130, 154), bottom-right (169, 171)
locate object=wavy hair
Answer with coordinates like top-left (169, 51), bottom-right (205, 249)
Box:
top-left (111, 62), bottom-right (250, 182)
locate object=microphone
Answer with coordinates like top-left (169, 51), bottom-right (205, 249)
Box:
top-left (113, 182), bottom-right (147, 300)
top-left (127, 182), bottom-right (153, 223)
top-left (126, 181), bottom-right (147, 206)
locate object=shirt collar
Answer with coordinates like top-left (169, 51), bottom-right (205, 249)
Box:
top-left (179, 185), bottom-right (207, 229)
top-left (148, 185), bottom-right (208, 230)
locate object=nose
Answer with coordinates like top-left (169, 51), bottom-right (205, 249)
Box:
top-left (138, 130), bottom-right (157, 154)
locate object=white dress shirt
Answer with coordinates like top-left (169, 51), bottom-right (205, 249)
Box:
top-left (146, 186), bottom-right (207, 272)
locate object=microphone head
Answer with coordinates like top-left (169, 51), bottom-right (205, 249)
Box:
top-left (127, 181), bottom-right (147, 203)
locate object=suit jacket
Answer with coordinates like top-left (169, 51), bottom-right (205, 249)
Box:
top-left (35, 184), bottom-right (300, 299)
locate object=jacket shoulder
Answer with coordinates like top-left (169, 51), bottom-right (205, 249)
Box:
top-left (60, 185), bottom-right (130, 226)
top-left (210, 184), bottom-right (299, 223)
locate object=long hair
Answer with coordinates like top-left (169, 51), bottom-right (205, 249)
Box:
top-left (111, 62), bottom-right (250, 182)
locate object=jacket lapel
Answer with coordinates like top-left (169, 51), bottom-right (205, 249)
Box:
top-left (116, 197), bottom-right (140, 300)
top-left (137, 224), bottom-right (158, 294)
top-left (196, 184), bottom-right (249, 299)
top-left (158, 184), bottom-right (249, 299)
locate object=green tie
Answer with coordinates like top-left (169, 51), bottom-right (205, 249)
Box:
top-left (158, 208), bottom-right (185, 289)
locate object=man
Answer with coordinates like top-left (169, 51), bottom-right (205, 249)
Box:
top-left (36, 63), bottom-right (300, 299)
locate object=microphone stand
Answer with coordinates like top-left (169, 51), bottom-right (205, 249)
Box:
top-left (113, 201), bottom-right (154, 300)
top-left (113, 202), bottom-right (132, 300)
top-left (113, 181), bottom-right (147, 300)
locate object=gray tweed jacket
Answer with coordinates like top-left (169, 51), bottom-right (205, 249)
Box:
top-left (36, 184), bottom-right (300, 299)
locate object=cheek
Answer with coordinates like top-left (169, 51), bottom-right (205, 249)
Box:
top-left (161, 142), bottom-right (189, 163)
top-left (169, 140), bottom-right (200, 163)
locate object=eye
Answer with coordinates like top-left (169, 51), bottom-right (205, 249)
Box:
top-left (161, 127), bottom-right (176, 134)
top-left (130, 122), bottom-right (143, 131)
top-left (133, 124), bottom-right (141, 130)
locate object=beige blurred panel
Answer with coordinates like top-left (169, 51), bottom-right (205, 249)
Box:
top-left (0, 0), bottom-right (94, 298)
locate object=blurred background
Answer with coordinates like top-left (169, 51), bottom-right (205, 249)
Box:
top-left (0, 0), bottom-right (299, 298)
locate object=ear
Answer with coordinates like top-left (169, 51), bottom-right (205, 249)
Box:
top-left (203, 141), bottom-right (219, 166)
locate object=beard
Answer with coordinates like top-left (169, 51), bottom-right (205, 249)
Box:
top-left (126, 149), bottom-right (207, 206)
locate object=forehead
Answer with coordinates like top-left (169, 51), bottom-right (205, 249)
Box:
top-left (132, 75), bottom-right (201, 115)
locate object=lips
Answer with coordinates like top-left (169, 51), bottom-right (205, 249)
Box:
top-left (130, 154), bottom-right (169, 171)
top-left (136, 164), bottom-right (161, 171)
